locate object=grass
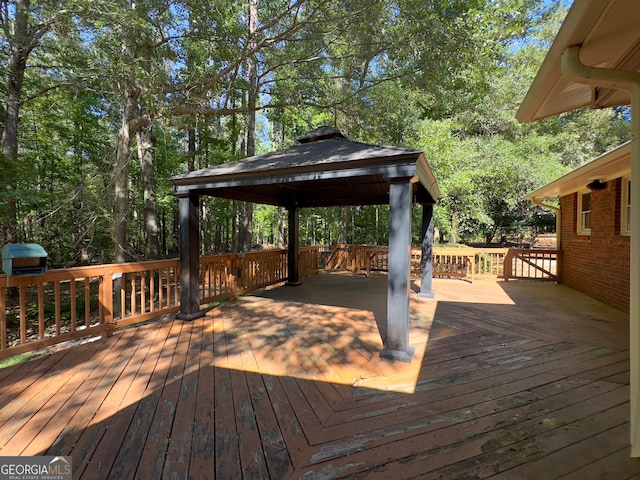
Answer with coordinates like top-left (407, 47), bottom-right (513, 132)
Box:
top-left (0, 353), bottom-right (35, 369)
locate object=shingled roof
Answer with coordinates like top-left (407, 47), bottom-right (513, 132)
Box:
top-left (170, 128), bottom-right (439, 208)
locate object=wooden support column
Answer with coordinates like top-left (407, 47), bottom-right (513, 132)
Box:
top-left (559, 46), bottom-right (640, 455)
top-left (630, 85), bottom-right (640, 456)
top-left (381, 178), bottom-right (414, 362)
top-left (287, 206), bottom-right (301, 286)
top-left (418, 203), bottom-right (435, 299)
top-left (177, 194), bottom-right (206, 320)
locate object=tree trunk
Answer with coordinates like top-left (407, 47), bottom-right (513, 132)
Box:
top-left (114, 85), bottom-right (139, 263)
top-left (137, 121), bottom-right (159, 260)
top-left (1, 0), bottom-right (32, 245)
top-left (338, 207), bottom-right (349, 244)
top-left (448, 212), bottom-right (460, 245)
top-left (187, 126), bottom-right (196, 171)
top-left (237, 0), bottom-right (259, 253)
top-left (277, 207), bottom-right (286, 246)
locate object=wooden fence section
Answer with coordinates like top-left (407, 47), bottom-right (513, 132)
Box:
top-left (0, 245), bottom-right (557, 360)
top-left (504, 248), bottom-right (560, 282)
top-left (0, 248), bottom-right (320, 360)
top-left (327, 245), bottom-right (560, 282)
top-left (200, 247), bottom-right (319, 304)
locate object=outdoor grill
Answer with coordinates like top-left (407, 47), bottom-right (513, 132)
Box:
top-left (1, 243), bottom-right (48, 277)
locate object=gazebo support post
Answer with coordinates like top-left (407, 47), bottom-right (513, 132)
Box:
top-left (381, 178), bottom-right (414, 363)
top-left (176, 194), bottom-right (206, 321)
top-left (287, 206), bottom-right (301, 286)
top-left (419, 203), bottom-right (435, 299)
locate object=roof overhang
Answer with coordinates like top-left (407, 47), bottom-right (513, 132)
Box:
top-left (526, 141), bottom-right (630, 202)
top-left (517, 0), bottom-right (640, 122)
top-left (170, 135), bottom-right (440, 208)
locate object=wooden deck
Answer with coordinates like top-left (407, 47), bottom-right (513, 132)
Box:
top-left (0, 271), bottom-right (638, 479)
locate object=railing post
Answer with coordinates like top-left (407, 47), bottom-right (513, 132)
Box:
top-left (470, 254), bottom-right (476, 281)
top-left (230, 254), bottom-right (239, 299)
top-left (0, 277), bottom-right (6, 350)
top-left (101, 271), bottom-right (115, 337)
top-left (503, 249), bottom-right (513, 280)
top-left (556, 250), bottom-right (562, 283)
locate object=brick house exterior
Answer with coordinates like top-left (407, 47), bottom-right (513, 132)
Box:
top-left (559, 178), bottom-right (630, 312)
top-left (527, 142), bottom-right (631, 313)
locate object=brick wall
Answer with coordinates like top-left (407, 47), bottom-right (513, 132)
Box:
top-left (559, 178), bottom-right (630, 312)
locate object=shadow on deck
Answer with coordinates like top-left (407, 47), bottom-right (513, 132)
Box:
top-left (0, 270), bottom-right (637, 479)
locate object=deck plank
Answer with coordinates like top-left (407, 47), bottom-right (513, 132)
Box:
top-left (161, 320), bottom-right (201, 479)
top-left (245, 371), bottom-right (293, 478)
top-left (106, 319), bottom-right (179, 480)
top-left (231, 368), bottom-right (270, 479)
top-left (76, 322), bottom-right (174, 480)
top-left (132, 320), bottom-right (187, 480)
top-left (558, 446), bottom-right (640, 480)
top-left (188, 320), bottom-right (216, 479)
top-left (0, 274), bottom-right (637, 479)
top-left (42, 329), bottom-right (138, 458)
top-left (1, 334), bottom-right (128, 456)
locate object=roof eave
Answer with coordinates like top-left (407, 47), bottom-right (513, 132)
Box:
top-left (416, 153), bottom-right (441, 201)
top-left (517, 0), bottom-right (640, 123)
top-left (525, 141), bottom-right (631, 201)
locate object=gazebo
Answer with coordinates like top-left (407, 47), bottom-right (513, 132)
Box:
top-left (170, 127), bottom-right (440, 362)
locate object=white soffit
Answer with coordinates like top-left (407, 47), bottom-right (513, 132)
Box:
top-left (517, 0), bottom-right (640, 122)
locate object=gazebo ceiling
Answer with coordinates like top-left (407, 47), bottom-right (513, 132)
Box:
top-left (170, 127), bottom-right (440, 208)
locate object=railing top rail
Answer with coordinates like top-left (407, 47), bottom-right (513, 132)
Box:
top-left (508, 248), bottom-right (560, 254)
top-left (0, 258), bottom-right (181, 287)
top-left (432, 247), bottom-right (511, 254)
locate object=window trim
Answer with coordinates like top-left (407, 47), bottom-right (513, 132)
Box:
top-left (577, 190), bottom-right (591, 235)
top-left (621, 177), bottom-right (631, 236)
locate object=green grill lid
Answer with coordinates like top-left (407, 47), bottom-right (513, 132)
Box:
top-left (2, 243), bottom-right (48, 259)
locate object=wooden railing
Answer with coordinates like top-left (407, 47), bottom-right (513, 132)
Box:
top-left (0, 247), bottom-right (320, 360)
top-left (503, 249), bottom-right (560, 282)
top-left (0, 259), bottom-right (181, 360)
top-left (0, 245), bottom-right (558, 360)
top-left (326, 245), bottom-right (560, 282)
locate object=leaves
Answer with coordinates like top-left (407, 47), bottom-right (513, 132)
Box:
top-left (0, 0), bottom-right (631, 260)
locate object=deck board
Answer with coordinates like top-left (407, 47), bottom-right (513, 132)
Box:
top-left (1, 272), bottom-right (639, 479)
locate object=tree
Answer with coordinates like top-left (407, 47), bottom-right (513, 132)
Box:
top-left (237, 0), bottom-right (259, 252)
top-left (0, 0), bottom-right (79, 244)
top-left (0, 0), bottom-right (630, 264)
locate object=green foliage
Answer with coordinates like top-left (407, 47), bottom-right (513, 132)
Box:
top-left (0, 0), bottom-right (631, 260)
top-left (0, 354), bottom-right (34, 370)
top-left (413, 117), bottom-right (570, 244)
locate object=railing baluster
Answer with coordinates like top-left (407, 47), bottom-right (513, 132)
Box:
top-left (19, 285), bottom-right (27, 345)
top-left (150, 270), bottom-right (155, 313)
top-left (54, 282), bottom-right (61, 335)
top-left (70, 280), bottom-right (77, 332)
top-left (0, 282), bottom-right (6, 350)
top-left (120, 274), bottom-right (126, 319)
top-left (159, 268), bottom-right (165, 309)
top-left (140, 273), bottom-right (146, 315)
top-left (38, 282), bottom-right (44, 340)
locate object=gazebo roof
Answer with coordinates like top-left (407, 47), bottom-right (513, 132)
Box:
top-left (170, 127), bottom-right (440, 208)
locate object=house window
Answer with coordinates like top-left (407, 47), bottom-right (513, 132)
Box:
top-left (622, 178), bottom-right (631, 235)
top-left (578, 191), bottom-right (591, 235)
